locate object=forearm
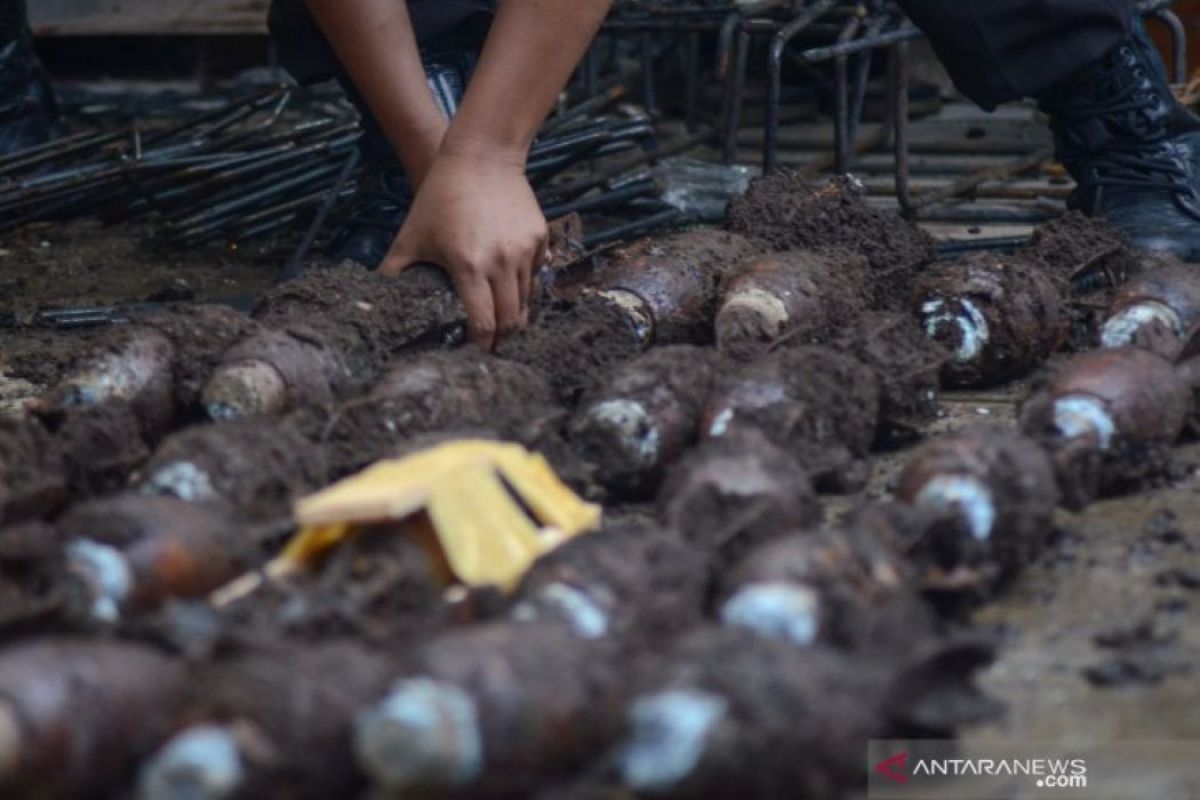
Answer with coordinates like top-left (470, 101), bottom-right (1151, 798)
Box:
top-left (442, 0), bottom-right (614, 165)
top-left (304, 0), bottom-right (447, 185)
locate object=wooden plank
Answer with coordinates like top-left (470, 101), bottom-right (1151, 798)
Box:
top-left (30, 0), bottom-right (269, 36)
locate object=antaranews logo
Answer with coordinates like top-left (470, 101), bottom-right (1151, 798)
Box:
top-left (869, 745), bottom-right (1089, 797)
top-left (874, 752), bottom-right (909, 785)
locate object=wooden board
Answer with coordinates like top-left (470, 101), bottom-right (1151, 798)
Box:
top-left (30, 0), bottom-right (269, 36)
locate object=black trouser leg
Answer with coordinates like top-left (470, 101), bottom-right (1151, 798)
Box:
top-left (895, 0), bottom-right (1134, 109)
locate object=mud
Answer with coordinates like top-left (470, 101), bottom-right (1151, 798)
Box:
top-left (1023, 213), bottom-right (1153, 352)
top-left (55, 402), bottom-right (154, 497)
top-left (570, 345), bottom-right (721, 499)
top-left (138, 416), bottom-right (327, 525)
top-left (826, 311), bottom-right (946, 442)
top-left (253, 263), bottom-right (462, 379)
top-left (715, 248), bottom-right (871, 361)
top-left (498, 294), bottom-right (648, 406)
top-left (700, 345), bottom-right (880, 490)
top-left (216, 525), bottom-right (455, 645)
top-left (0, 220), bottom-right (277, 319)
top-left (913, 252), bottom-right (1067, 388)
top-left (513, 522), bottom-right (709, 650)
top-left (657, 429), bottom-right (821, 569)
top-left (0, 417), bottom-right (67, 526)
top-left (895, 427), bottom-right (1060, 594)
top-left (313, 349), bottom-right (558, 480)
top-left (725, 173), bottom-right (935, 308)
top-left (589, 228), bottom-right (761, 345)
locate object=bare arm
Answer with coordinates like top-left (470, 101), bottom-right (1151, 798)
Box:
top-left (381, 0), bottom-right (614, 349)
top-left (304, 0), bottom-right (446, 186)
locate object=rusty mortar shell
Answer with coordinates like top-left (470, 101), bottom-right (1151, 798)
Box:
top-left (895, 428), bottom-right (1058, 579)
top-left (201, 329), bottom-right (345, 421)
top-left (61, 495), bottom-right (243, 622)
top-left (570, 346), bottom-right (719, 498)
top-left (355, 623), bottom-right (618, 795)
top-left (1020, 347), bottom-right (1191, 452)
top-left (589, 229), bottom-right (760, 345)
top-left (0, 639), bottom-right (185, 794)
top-left (913, 254), bottom-right (1065, 387)
top-left (1101, 261), bottom-right (1200, 349)
top-left (36, 327), bottom-right (176, 436)
top-left (715, 249), bottom-right (870, 361)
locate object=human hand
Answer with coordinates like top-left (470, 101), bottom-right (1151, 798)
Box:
top-left (379, 148), bottom-right (545, 351)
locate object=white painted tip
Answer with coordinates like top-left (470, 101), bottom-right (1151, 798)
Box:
top-left (583, 400), bottom-right (661, 472)
top-left (66, 539), bottom-right (134, 623)
top-left (915, 474), bottom-right (997, 542)
top-left (138, 726), bottom-right (245, 800)
top-left (1052, 393), bottom-right (1116, 451)
top-left (720, 582), bottom-right (820, 646)
top-left (512, 582), bottom-right (610, 640)
top-left (1100, 301), bottom-right (1181, 349)
top-left (921, 297), bottom-right (990, 363)
top-left (618, 689), bottom-right (727, 792)
top-left (355, 679), bottom-right (482, 790)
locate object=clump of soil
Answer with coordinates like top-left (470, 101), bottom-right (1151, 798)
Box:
top-left (135, 304), bottom-right (260, 410)
top-left (56, 402), bottom-right (154, 497)
top-left (913, 252), bottom-right (1067, 387)
top-left (589, 228), bottom-right (762, 345)
top-left (700, 345), bottom-right (880, 491)
top-left (138, 416), bottom-right (327, 525)
top-left (513, 522), bottom-right (709, 651)
top-left (1023, 211), bottom-right (1145, 288)
top-left (725, 173), bottom-right (935, 308)
top-left (1019, 347), bottom-right (1192, 508)
top-left (498, 294), bottom-right (646, 406)
top-left (0, 521), bottom-right (64, 635)
top-left (220, 522), bottom-right (455, 645)
top-left (825, 311), bottom-right (946, 442)
top-left (0, 416), bottom-right (68, 525)
top-left (1022, 213), bottom-right (1156, 351)
top-left (657, 428), bottom-right (821, 569)
top-left (716, 248), bottom-right (871, 361)
top-left (570, 345), bottom-right (721, 499)
top-left (313, 349), bottom-right (559, 479)
top-left (254, 263), bottom-right (462, 374)
top-left (896, 427), bottom-right (1060, 593)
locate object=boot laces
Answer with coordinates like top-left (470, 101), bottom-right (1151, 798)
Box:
top-left (1057, 48), bottom-right (1193, 197)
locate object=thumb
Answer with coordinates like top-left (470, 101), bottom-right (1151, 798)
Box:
top-left (379, 232), bottom-right (420, 277)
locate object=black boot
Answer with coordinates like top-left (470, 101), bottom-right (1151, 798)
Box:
top-left (0, 0), bottom-right (58, 156)
top-left (1038, 25), bottom-right (1200, 261)
top-left (330, 51), bottom-right (477, 269)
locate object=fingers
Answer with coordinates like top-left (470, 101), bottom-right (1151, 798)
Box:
top-left (492, 264), bottom-right (523, 344)
top-left (451, 268), bottom-right (498, 352)
top-left (379, 233), bottom-right (417, 277)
